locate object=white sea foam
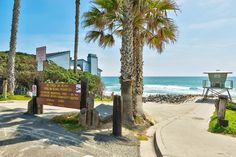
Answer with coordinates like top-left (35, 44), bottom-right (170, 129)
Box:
top-left (103, 84), bottom-right (203, 96)
top-left (144, 84), bottom-right (191, 91)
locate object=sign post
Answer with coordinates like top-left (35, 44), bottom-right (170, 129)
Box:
top-left (113, 95), bottom-right (122, 136)
top-left (36, 46), bottom-right (46, 72)
top-left (80, 78), bottom-right (88, 109)
top-left (32, 78), bottom-right (39, 114)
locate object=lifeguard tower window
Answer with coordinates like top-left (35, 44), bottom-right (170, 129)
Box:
top-left (202, 71), bottom-right (233, 100)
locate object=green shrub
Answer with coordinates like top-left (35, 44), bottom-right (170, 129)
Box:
top-left (52, 112), bottom-right (84, 132)
top-left (95, 96), bottom-right (112, 102)
top-left (208, 110), bottom-right (236, 135)
top-left (0, 51), bottom-right (103, 95)
top-left (226, 102), bottom-right (236, 111)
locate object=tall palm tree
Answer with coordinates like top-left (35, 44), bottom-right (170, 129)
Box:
top-left (74, 0), bottom-right (80, 73)
top-left (120, 0), bottom-right (135, 123)
top-left (132, 0), bottom-right (178, 117)
top-left (83, 0), bottom-right (178, 121)
top-left (7, 0), bottom-right (21, 95)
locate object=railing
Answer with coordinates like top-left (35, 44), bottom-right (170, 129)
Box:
top-left (202, 80), bottom-right (233, 89)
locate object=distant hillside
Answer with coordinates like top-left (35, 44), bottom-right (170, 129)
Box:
top-left (0, 51), bottom-right (102, 94)
top-left (0, 51), bottom-right (36, 90)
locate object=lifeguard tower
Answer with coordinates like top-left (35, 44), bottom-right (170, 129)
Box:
top-left (202, 70), bottom-right (233, 101)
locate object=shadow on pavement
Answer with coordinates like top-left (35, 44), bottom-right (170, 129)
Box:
top-left (0, 108), bottom-right (88, 147)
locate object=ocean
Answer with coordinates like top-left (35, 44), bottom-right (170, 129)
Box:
top-left (102, 76), bottom-right (236, 98)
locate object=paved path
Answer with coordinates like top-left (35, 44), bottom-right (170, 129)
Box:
top-left (0, 101), bottom-right (138, 157)
top-left (143, 100), bottom-right (236, 157)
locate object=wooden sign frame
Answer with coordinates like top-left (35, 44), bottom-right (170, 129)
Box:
top-left (36, 83), bottom-right (81, 109)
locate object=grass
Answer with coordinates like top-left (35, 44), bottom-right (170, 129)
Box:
top-left (0, 95), bottom-right (31, 101)
top-left (208, 110), bottom-right (236, 135)
top-left (95, 97), bottom-right (113, 102)
top-left (52, 112), bottom-right (84, 133)
top-left (137, 133), bottom-right (149, 141)
top-left (123, 123), bottom-right (149, 141)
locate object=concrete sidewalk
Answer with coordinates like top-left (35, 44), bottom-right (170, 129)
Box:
top-left (144, 101), bottom-right (236, 157)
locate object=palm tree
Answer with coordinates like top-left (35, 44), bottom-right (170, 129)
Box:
top-left (120, 0), bottom-right (135, 123)
top-left (83, 0), bottom-right (178, 122)
top-left (74, 0), bottom-right (80, 73)
top-left (132, 0), bottom-right (178, 117)
top-left (7, 0), bottom-right (21, 95)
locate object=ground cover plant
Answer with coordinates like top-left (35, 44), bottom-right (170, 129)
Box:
top-left (209, 102), bottom-right (236, 135)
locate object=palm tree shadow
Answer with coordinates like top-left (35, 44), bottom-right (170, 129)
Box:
top-left (0, 108), bottom-right (88, 147)
top-left (93, 132), bottom-right (139, 146)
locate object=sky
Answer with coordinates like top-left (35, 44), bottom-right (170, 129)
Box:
top-left (0, 0), bottom-right (236, 76)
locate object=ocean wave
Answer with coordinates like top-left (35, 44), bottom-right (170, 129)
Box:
top-left (144, 84), bottom-right (201, 91)
top-left (103, 84), bottom-right (236, 98)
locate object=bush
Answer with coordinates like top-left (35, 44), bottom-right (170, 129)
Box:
top-left (208, 110), bottom-right (236, 135)
top-left (226, 102), bottom-right (236, 111)
top-left (0, 51), bottom-right (103, 95)
top-left (52, 112), bottom-right (84, 132)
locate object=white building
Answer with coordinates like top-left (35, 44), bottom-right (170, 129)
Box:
top-left (71, 54), bottom-right (102, 77)
top-left (46, 51), bottom-right (71, 69)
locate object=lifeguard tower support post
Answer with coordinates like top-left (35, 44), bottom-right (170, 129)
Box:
top-left (202, 70), bottom-right (233, 101)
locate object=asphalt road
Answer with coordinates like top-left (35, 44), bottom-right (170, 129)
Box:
top-left (0, 103), bottom-right (139, 157)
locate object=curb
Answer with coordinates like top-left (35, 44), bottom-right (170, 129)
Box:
top-left (153, 131), bottom-right (163, 157)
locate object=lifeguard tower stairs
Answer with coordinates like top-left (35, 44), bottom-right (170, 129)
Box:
top-left (202, 70), bottom-right (233, 101)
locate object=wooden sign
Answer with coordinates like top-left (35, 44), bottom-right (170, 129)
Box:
top-left (36, 83), bottom-right (81, 109)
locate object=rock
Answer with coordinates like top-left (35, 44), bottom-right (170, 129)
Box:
top-left (143, 94), bottom-right (200, 104)
top-left (95, 104), bottom-right (113, 123)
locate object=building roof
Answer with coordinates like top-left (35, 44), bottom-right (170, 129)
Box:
top-left (204, 70), bottom-right (232, 74)
top-left (78, 59), bottom-right (88, 63)
top-left (98, 68), bottom-right (103, 72)
top-left (88, 53), bottom-right (97, 58)
top-left (46, 51), bottom-right (70, 57)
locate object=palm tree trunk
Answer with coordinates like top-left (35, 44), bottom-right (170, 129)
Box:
top-left (120, 0), bottom-right (134, 124)
top-left (132, 28), bottom-right (138, 116)
top-left (74, 0), bottom-right (80, 73)
top-left (135, 38), bottom-right (144, 116)
top-left (133, 29), bottom-right (145, 117)
top-left (7, 0), bottom-right (21, 95)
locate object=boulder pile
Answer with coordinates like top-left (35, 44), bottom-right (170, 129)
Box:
top-left (143, 94), bottom-right (201, 104)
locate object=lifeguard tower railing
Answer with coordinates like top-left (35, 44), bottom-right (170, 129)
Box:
top-left (202, 80), bottom-right (233, 100)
